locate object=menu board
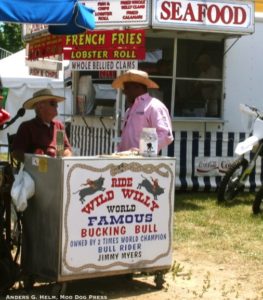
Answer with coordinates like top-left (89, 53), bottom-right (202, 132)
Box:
top-left (80, 0), bottom-right (150, 26)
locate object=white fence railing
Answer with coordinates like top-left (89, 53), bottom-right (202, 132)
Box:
top-left (71, 124), bottom-right (263, 191)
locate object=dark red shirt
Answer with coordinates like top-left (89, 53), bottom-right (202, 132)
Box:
top-left (13, 117), bottom-right (72, 157)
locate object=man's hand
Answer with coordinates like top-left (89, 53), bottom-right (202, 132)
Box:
top-left (63, 148), bottom-right (72, 157)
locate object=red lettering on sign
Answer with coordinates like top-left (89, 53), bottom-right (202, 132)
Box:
top-left (158, 1), bottom-right (248, 26)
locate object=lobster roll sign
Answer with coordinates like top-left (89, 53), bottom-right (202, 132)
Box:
top-left (152, 0), bottom-right (254, 34)
top-left (61, 157), bottom-right (175, 276)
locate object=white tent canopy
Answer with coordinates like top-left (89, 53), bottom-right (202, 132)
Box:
top-left (0, 49), bottom-right (72, 147)
top-left (0, 49), bottom-right (64, 86)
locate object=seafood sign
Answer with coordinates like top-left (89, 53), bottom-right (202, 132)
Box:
top-left (152, 0), bottom-right (254, 33)
top-left (61, 159), bottom-right (175, 276)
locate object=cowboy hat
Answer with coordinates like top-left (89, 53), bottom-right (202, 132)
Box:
top-left (23, 88), bottom-right (65, 109)
top-left (112, 69), bottom-right (159, 89)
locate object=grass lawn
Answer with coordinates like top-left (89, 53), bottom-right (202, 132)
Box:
top-left (174, 192), bottom-right (263, 265)
top-left (0, 153), bottom-right (8, 161)
top-left (165, 192), bottom-right (263, 299)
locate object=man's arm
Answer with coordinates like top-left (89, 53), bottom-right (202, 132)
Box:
top-left (149, 102), bottom-right (174, 152)
top-left (12, 122), bottom-right (31, 163)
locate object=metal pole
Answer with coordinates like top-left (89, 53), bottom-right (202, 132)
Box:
top-left (113, 70), bottom-right (122, 152)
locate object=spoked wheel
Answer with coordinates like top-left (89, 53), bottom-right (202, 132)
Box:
top-left (217, 157), bottom-right (248, 203)
top-left (253, 186), bottom-right (263, 214)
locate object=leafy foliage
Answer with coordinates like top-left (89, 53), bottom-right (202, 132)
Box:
top-left (0, 23), bottom-right (24, 53)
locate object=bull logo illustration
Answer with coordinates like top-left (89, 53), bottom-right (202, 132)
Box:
top-left (137, 176), bottom-right (164, 200)
top-left (73, 176), bottom-right (105, 204)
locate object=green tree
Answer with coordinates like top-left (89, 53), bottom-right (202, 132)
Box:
top-left (0, 23), bottom-right (24, 53)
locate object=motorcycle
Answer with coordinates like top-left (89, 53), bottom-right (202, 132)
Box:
top-left (217, 104), bottom-right (263, 203)
top-left (252, 185), bottom-right (263, 214)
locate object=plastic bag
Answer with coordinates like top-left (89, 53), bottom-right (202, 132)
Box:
top-left (11, 164), bottom-right (35, 212)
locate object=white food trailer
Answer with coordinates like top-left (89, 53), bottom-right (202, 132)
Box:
top-left (23, 0), bottom-right (263, 192)
top-left (68, 0), bottom-right (260, 191)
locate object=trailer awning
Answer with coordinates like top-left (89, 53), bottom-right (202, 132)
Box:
top-left (0, 0), bottom-right (95, 35)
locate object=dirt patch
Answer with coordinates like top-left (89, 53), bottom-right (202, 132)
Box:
top-left (167, 250), bottom-right (263, 300)
top-left (3, 250), bottom-right (263, 300)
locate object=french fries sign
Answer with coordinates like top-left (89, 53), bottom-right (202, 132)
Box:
top-left (63, 29), bottom-right (145, 70)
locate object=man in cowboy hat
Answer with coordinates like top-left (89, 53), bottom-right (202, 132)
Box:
top-left (12, 88), bottom-right (72, 162)
top-left (112, 69), bottom-right (173, 153)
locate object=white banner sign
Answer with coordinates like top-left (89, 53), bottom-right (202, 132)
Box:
top-left (61, 158), bottom-right (175, 275)
top-left (70, 60), bottom-right (138, 71)
top-left (153, 0), bottom-right (254, 34)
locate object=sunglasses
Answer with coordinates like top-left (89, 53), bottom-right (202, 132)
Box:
top-left (48, 101), bottom-right (58, 107)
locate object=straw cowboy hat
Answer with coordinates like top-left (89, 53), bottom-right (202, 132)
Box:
top-left (23, 88), bottom-right (65, 109)
top-left (112, 69), bottom-right (159, 89)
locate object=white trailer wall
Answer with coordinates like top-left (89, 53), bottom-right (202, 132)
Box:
top-left (224, 18), bottom-right (263, 132)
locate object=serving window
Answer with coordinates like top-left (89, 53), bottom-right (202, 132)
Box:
top-left (138, 37), bottom-right (174, 112)
top-left (76, 71), bottom-right (117, 116)
top-left (175, 39), bottom-right (224, 118)
top-left (139, 36), bottom-right (224, 119)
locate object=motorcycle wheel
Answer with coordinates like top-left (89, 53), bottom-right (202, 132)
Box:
top-left (252, 186), bottom-right (263, 214)
top-left (217, 157), bottom-right (248, 203)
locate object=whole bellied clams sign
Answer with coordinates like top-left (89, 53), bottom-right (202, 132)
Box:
top-left (61, 159), bottom-right (175, 276)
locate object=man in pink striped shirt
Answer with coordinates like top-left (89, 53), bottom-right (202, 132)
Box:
top-left (112, 69), bottom-right (174, 153)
